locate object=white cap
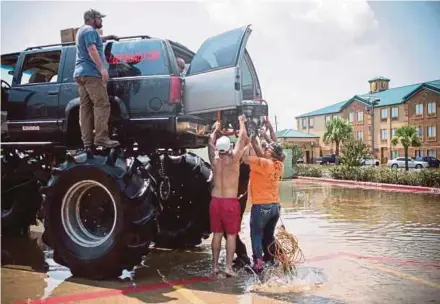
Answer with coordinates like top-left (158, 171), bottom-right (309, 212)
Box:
top-left (216, 136), bottom-right (231, 153)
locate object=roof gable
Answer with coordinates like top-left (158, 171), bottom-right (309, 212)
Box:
top-left (402, 82), bottom-right (440, 102)
top-left (340, 95), bottom-right (371, 110)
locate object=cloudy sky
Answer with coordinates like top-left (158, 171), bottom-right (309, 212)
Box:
top-left (2, 0), bottom-right (439, 130)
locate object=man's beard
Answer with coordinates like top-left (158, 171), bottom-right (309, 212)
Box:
top-left (94, 20), bottom-right (102, 29)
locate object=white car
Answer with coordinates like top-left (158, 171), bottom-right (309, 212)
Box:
top-left (360, 157), bottom-right (380, 166)
top-left (387, 157), bottom-right (429, 169)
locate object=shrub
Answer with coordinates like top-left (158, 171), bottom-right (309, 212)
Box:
top-left (357, 167), bottom-right (376, 182)
top-left (297, 165), bottom-right (323, 178)
top-left (340, 138), bottom-right (372, 167)
top-left (324, 165), bottom-right (440, 188)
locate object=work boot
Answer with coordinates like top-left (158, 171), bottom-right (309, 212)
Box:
top-left (252, 258), bottom-right (264, 274)
top-left (94, 138), bottom-right (120, 148)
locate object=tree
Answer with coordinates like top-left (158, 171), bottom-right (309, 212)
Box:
top-left (340, 137), bottom-right (372, 167)
top-left (391, 125), bottom-right (422, 171)
top-left (323, 117), bottom-right (353, 156)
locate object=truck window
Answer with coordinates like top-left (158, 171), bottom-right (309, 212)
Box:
top-left (242, 58), bottom-right (254, 100)
top-left (187, 28), bottom-right (244, 75)
top-left (19, 51), bottom-right (61, 85)
top-left (105, 40), bottom-right (167, 78)
top-left (1, 55), bottom-right (19, 85)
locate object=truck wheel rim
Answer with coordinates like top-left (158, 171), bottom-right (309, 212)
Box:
top-left (61, 180), bottom-right (117, 248)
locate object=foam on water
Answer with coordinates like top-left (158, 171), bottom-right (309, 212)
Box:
top-left (248, 266), bottom-right (328, 293)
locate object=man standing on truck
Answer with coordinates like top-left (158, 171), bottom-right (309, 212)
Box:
top-left (208, 115), bottom-right (248, 277)
top-left (73, 9), bottom-right (120, 149)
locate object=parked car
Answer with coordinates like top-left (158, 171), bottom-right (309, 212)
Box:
top-left (296, 157), bottom-right (304, 164)
top-left (415, 156), bottom-right (440, 168)
top-left (360, 157), bottom-right (380, 166)
top-left (316, 154), bottom-right (339, 165)
top-left (387, 157), bottom-right (429, 169)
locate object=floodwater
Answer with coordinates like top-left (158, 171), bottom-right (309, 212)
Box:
top-left (2, 180), bottom-right (440, 304)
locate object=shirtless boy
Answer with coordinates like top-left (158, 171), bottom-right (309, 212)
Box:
top-left (208, 114), bottom-right (248, 277)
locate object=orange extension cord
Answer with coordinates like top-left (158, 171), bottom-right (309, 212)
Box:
top-left (268, 223), bottom-right (305, 274)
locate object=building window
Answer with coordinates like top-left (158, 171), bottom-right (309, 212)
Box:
top-left (381, 129), bottom-right (388, 141)
top-left (391, 128), bottom-right (396, 137)
top-left (416, 104), bottom-right (423, 116)
top-left (391, 107), bottom-right (399, 119)
top-left (381, 108), bottom-right (387, 120)
top-left (309, 117), bottom-right (314, 128)
top-left (333, 114), bottom-right (340, 120)
top-left (349, 112), bottom-right (354, 122)
top-left (416, 126), bottom-right (423, 138)
top-left (325, 116), bottom-right (331, 124)
top-left (392, 150), bottom-right (399, 159)
top-left (415, 150), bottom-right (423, 158)
top-left (428, 102), bottom-right (436, 115)
top-left (357, 131), bottom-right (364, 140)
top-left (357, 111), bottom-right (363, 123)
top-left (427, 150), bottom-right (437, 157)
top-left (302, 118), bottom-right (307, 129)
top-left (427, 125), bottom-right (436, 138)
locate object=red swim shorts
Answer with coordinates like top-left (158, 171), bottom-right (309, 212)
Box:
top-left (209, 197), bottom-right (241, 235)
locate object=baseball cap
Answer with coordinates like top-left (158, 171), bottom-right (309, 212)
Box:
top-left (216, 136), bottom-right (231, 153)
top-left (84, 9), bottom-right (106, 21)
top-left (267, 142), bottom-right (284, 161)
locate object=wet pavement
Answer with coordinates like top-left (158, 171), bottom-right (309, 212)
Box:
top-left (2, 180), bottom-right (440, 303)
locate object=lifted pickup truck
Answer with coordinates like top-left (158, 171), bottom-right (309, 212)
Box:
top-left (1, 25), bottom-right (268, 279)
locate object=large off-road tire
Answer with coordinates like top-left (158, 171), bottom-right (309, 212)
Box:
top-left (153, 152), bottom-right (213, 248)
top-left (1, 150), bottom-right (45, 236)
top-left (42, 149), bottom-right (158, 280)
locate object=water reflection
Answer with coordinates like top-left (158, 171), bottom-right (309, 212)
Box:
top-left (2, 180), bottom-right (440, 303)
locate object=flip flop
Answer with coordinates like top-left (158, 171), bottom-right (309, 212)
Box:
top-left (223, 269), bottom-right (238, 278)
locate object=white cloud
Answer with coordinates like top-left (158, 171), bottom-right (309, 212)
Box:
top-left (202, 0), bottom-right (379, 62)
top-left (201, 0), bottom-right (381, 130)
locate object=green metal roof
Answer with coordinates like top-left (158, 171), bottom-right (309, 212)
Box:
top-left (295, 100), bottom-right (348, 118)
top-left (368, 76), bottom-right (390, 82)
top-left (296, 79), bottom-right (440, 118)
top-left (276, 129), bottom-right (319, 139)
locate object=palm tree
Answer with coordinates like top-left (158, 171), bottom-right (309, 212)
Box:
top-left (323, 117), bottom-right (353, 156)
top-left (391, 125), bottom-right (422, 171)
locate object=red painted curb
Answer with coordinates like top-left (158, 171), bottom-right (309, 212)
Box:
top-left (11, 252), bottom-right (440, 304)
top-left (11, 276), bottom-right (213, 304)
top-left (297, 176), bottom-right (440, 194)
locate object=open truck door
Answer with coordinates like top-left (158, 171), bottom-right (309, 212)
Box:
top-left (183, 25), bottom-right (252, 115)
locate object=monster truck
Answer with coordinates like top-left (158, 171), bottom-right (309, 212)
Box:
top-left (1, 24), bottom-right (268, 279)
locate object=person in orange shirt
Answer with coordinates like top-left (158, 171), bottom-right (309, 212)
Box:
top-left (243, 135), bottom-right (285, 273)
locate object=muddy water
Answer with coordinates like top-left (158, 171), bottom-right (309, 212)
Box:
top-left (2, 180), bottom-right (440, 304)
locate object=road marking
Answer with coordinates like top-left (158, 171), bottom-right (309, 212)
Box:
top-left (342, 252), bottom-right (440, 269)
top-left (354, 260), bottom-right (440, 289)
top-left (303, 252), bottom-right (440, 269)
top-left (173, 284), bottom-right (207, 304)
top-left (9, 251), bottom-right (440, 304)
top-left (11, 276), bottom-right (213, 304)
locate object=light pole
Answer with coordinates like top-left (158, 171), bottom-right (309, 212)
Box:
top-left (367, 98), bottom-right (380, 156)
